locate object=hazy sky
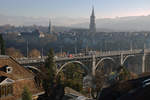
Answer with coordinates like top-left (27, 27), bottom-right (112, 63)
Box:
top-left (0, 0), bottom-right (150, 18)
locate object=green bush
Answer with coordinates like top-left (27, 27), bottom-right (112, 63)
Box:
top-left (22, 87), bottom-right (32, 100)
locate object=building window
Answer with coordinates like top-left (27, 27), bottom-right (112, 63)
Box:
top-left (6, 67), bottom-right (13, 73)
top-left (0, 84), bottom-right (13, 98)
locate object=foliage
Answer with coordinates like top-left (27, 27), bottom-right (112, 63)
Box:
top-left (45, 48), bottom-right (56, 78)
top-left (29, 48), bottom-right (41, 58)
top-left (6, 47), bottom-right (24, 58)
top-left (22, 86), bottom-right (32, 100)
top-left (95, 70), bottom-right (106, 90)
top-left (118, 66), bottom-right (131, 81)
top-left (40, 48), bottom-right (65, 100)
top-left (60, 63), bottom-right (84, 92)
top-left (91, 70), bottom-right (106, 99)
top-left (0, 34), bottom-right (5, 55)
top-left (42, 48), bottom-right (56, 96)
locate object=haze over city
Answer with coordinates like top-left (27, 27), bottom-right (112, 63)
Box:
top-left (0, 0), bottom-right (150, 26)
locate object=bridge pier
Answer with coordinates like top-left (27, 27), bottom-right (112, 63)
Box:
top-left (142, 49), bottom-right (146, 73)
top-left (120, 53), bottom-right (124, 66)
top-left (92, 55), bottom-right (96, 76)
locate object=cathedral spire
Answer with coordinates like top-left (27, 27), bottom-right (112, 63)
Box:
top-left (48, 19), bottom-right (52, 34)
top-left (92, 6), bottom-right (95, 16)
top-left (89, 6), bottom-right (96, 33)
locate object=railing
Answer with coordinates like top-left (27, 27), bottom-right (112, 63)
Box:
top-left (16, 49), bottom-right (150, 64)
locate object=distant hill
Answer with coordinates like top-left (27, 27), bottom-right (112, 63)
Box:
top-left (1, 14), bottom-right (150, 32)
top-left (71, 15), bottom-right (150, 32)
top-left (0, 14), bottom-right (88, 27)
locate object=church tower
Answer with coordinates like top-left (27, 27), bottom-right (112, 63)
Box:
top-left (48, 19), bottom-right (52, 34)
top-left (89, 7), bottom-right (96, 33)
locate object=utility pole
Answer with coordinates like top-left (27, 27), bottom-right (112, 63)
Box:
top-left (74, 36), bottom-right (77, 54)
top-left (60, 46), bottom-right (63, 57)
top-left (26, 40), bottom-right (29, 58)
top-left (130, 41), bottom-right (133, 51)
top-left (41, 48), bottom-right (43, 58)
top-left (75, 47), bottom-right (77, 54)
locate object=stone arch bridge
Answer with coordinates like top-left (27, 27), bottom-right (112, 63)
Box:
top-left (17, 49), bottom-right (150, 76)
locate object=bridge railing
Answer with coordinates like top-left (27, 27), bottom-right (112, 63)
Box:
top-left (16, 48), bottom-right (150, 64)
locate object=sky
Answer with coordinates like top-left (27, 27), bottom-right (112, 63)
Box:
top-left (0, 0), bottom-right (150, 19)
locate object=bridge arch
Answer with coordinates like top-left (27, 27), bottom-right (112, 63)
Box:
top-left (24, 66), bottom-right (41, 72)
top-left (122, 55), bottom-right (135, 66)
top-left (95, 57), bottom-right (115, 71)
top-left (56, 61), bottom-right (89, 76)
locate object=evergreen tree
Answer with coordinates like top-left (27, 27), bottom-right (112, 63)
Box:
top-left (41, 48), bottom-right (65, 100)
top-left (0, 34), bottom-right (5, 55)
top-left (42, 48), bottom-right (57, 97)
top-left (61, 63), bottom-right (84, 92)
top-left (45, 48), bottom-right (56, 79)
top-left (22, 87), bottom-right (32, 100)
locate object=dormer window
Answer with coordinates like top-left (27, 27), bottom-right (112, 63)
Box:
top-left (0, 76), bottom-right (14, 98)
top-left (6, 66), bottom-right (13, 73)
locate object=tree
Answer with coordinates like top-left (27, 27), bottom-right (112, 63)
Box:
top-left (22, 87), bottom-right (32, 100)
top-left (44, 48), bottom-right (56, 78)
top-left (91, 70), bottom-right (106, 99)
top-left (60, 63), bottom-right (84, 92)
top-left (6, 47), bottom-right (23, 58)
top-left (29, 49), bottom-right (41, 58)
top-left (118, 66), bottom-right (131, 81)
top-left (42, 48), bottom-right (57, 97)
top-left (0, 34), bottom-right (5, 55)
top-left (40, 48), bottom-right (65, 100)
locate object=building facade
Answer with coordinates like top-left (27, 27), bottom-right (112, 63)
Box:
top-left (0, 55), bottom-right (43, 100)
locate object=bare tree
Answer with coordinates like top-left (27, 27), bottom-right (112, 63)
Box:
top-left (91, 70), bottom-right (106, 99)
top-left (6, 47), bottom-right (23, 58)
top-left (29, 49), bottom-right (41, 58)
